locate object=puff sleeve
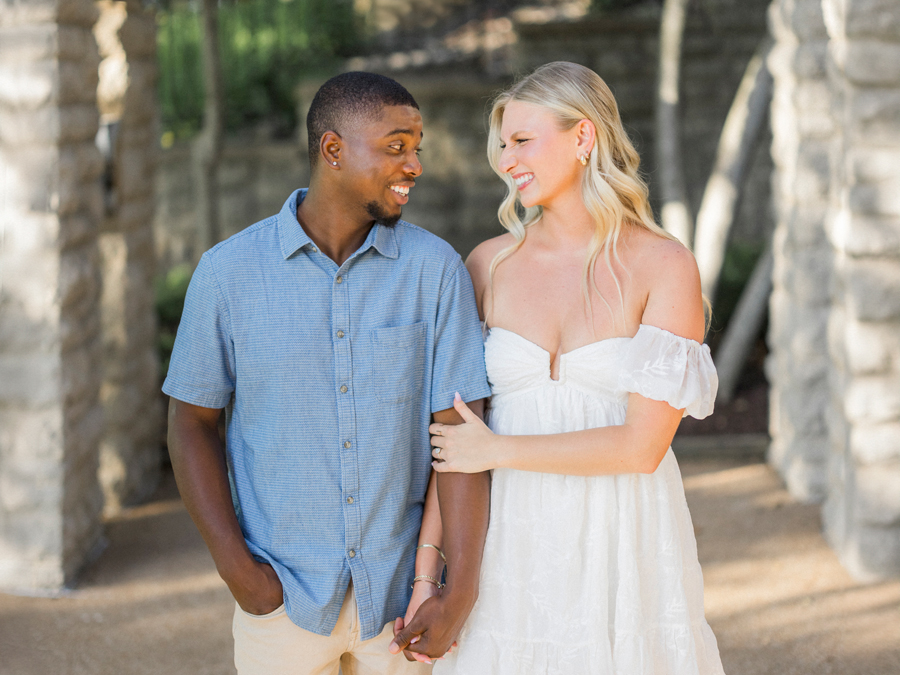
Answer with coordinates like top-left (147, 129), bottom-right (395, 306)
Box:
top-left (618, 324), bottom-right (718, 419)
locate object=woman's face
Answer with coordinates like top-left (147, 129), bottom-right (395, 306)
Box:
top-left (497, 100), bottom-right (582, 210)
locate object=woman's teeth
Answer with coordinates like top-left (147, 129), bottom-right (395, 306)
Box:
top-left (515, 174), bottom-right (533, 187)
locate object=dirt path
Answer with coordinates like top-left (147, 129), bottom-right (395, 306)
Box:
top-left (1, 455), bottom-right (897, 674)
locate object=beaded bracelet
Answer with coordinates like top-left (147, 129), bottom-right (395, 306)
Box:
top-left (416, 543), bottom-right (447, 564)
top-left (411, 574), bottom-right (444, 590)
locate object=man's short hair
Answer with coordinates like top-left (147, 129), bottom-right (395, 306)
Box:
top-left (306, 72), bottom-right (419, 168)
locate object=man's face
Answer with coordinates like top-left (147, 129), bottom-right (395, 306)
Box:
top-left (338, 105), bottom-right (424, 226)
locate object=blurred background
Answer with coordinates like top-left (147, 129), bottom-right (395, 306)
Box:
top-left (0, 0), bottom-right (899, 672)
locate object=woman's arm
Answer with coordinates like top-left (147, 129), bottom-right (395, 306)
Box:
top-left (404, 471), bottom-right (444, 620)
top-left (431, 392), bottom-right (682, 475)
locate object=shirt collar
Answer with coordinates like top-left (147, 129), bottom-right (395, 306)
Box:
top-left (278, 188), bottom-right (399, 261)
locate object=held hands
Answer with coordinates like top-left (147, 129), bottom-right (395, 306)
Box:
top-left (390, 589), bottom-right (464, 663)
top-left (391, 581), bottom-right (457, 664)
top-left (429, 393), bottom-right (499, 474)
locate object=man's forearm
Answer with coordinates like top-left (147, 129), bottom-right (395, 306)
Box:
top-left (437, 470), bottom-right (490, 603)
top-left (167, 399), bottom-right (282, 615)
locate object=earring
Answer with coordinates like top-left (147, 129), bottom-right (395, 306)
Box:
top-left (579, 154), bottom-right (589, 167)
top-left (332, 161), bottom-right (338, 166)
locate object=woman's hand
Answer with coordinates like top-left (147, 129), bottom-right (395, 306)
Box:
top-left (429, 393), bottom-right (501, 473)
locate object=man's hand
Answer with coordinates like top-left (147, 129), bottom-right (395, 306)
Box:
top-left (226, 558), bottom-right (285, 616)
top-left (390, 591), bottom-right (470, 661)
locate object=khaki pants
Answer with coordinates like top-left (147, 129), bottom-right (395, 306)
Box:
top-left (233, 583), bottom-right (433, 675)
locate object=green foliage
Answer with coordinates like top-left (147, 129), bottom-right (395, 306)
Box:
top-left (155, 264), bottom-right (194, 379)
top-left (157, 0), bottom-right (361, 140)
top-left (708, 241), bottom-right (766, 336)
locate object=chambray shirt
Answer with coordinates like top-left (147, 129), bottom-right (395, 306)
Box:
top-left (163, 189), bottom-right (490, 640)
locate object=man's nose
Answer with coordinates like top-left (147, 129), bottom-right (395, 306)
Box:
top-left (405, 152), bottom-right (423, 178)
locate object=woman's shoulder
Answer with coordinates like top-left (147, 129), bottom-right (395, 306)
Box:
top-left (624, 226), bottom-right (704, 342)
top-left (465, 233), bottom-right (516, 283)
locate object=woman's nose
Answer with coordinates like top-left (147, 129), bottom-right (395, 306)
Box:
top-left (498, 148), bottom-right (515, 173)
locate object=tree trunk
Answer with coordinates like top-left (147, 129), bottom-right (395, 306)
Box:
top-left (193, 0), bottom-right (224, 257)
top-left (694, 38), bottom-right (773, 305)
top-left (714, 246), bottom-right (773, 405)
top-left (656, 0), bottom-right (693, 248)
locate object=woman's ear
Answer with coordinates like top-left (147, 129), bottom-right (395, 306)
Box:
top-left (575, 118), bottom-right (596, 156)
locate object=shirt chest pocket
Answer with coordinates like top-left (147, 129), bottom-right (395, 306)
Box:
top-left (372, 322), bottom-right (426, 404)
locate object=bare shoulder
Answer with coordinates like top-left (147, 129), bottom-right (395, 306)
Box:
top-left (465, 233), bottom-right (517, 321)
top-left (465, 234), bottom-right (516, 289)
top-left (626, 228), bottom-right (704, 342)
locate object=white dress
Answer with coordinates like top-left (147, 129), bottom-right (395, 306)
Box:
top-left (435, 324), bottom-right (725, 675)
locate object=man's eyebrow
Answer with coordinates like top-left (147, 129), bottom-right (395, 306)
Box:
top-left (383, 128), bottom-right (424, 138)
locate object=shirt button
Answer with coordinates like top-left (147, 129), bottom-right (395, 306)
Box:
top-left (337, 330), bottom-right (344, 338)
top-left (340, 385), bottom-right (348, 394)
top-left (346, 496), bottom-right (354, 504)
top-left (348, 549), bottom-right (356, 558)
top-left (344, 441), bottom-right (351, 449)
top-left (336, 275), bottom-right (343, 284)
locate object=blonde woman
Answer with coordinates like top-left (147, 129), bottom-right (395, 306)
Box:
top-left (426, 62), bottom-right (725, 673)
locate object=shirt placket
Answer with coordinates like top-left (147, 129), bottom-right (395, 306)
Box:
top-left (333, 265), bottom-right (362, 579)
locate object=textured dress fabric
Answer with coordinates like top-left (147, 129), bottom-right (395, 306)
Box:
top-left (435, 324), bottom-right (725, 675)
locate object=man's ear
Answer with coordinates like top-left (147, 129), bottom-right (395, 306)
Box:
top-left (321, 131), bottom-right (342, 168)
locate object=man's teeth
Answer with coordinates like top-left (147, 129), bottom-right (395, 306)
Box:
top-left (390, 185), bottom-right (409, 195)
top-left (515, 174), bottom-right (533, 187)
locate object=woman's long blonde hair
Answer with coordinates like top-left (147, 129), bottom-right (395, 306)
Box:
top-left (487, 61), bottom-right (684, 330)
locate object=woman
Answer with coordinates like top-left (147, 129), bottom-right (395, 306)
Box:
top-left (426, 62), bottom-right (725, 674)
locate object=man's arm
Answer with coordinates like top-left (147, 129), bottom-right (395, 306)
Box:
top-left (389, 398), bottom-right (490, 660)
top-left (167, 397), bottom-right (283, 614)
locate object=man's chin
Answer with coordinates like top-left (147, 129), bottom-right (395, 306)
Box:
top-left (365, 201), bottom-right (402, 228)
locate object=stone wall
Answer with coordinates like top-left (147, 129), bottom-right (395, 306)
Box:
top-left (155, 0), bottom-right (775, 272)
top-left (0, 0), bottom-right (105, 589)
top-left (768, 0), bottom-right (900, 579)
top-left (94, 0), bottom-right (161, 515)
top-left (820, 0), bottom-right (900, 580)
top-left (766, 0), bottom-right (833, 502)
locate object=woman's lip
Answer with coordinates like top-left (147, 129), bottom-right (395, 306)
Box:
top-left (515, 174), bottom-right (533, 190)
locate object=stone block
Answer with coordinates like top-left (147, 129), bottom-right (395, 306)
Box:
top-left (844, 374), bottom-right (900, 424)
top-left (844, 257), bottom-right (900, 321)
top-left (0, 0), bottom-right (58, 29)
top-left (842, 318), bottom-right (895, 375)
top-left (849, 145), bottom-right (900, 184)
top-left (0, 354), bottom-right (61, 405)
top-left (849, 180), bottom-right (900, 218)
top-left (785, 455), bottom-right (828, 503)
top-left (848, 88), bottom-right (900, 144)
top-left (0, 59), bottom-right (56, 109)
top-left (844, 0), bottom-right (900, 40)
top-left (58, 59), bottom-right (100, 106)
top-left (851, 423), bottom-right (900, 464)
top-left (840, 40), bottom-right (900, 86)
top-left (57, 0), bottom-right (99, 28)
top-left (119, 11), bottom-right (157, 59)
top-left (855, 463), bottom-right (900, 526)
top-left (793, 42), bottom-right (829, 79)
top-left (781, 0), bottom-right (829, 42)
top-left (845, 523), bottom-right (900, 579)
top-left (58, 104), bottom-right (98, 144)
top-left (833, 212), bottom-right (900, 256)
top-left (0, 25), bottom-right (58, 63)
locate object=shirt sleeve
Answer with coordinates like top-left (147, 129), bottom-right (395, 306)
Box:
top-left (162, 252), bottom-right (236, 409)
top-left (430, 261), bottom-right (492, 413)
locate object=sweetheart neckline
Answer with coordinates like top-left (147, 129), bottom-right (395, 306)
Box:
top-left (487, 326), bottom-right (633, 359)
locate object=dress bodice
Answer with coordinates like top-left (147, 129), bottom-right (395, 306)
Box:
top-left (485, 323), bottom-right (717, 419)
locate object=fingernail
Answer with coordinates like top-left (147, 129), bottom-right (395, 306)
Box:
top-left (454, 392), bottom-right (461, 402)
top-left (410, 636), bottom-right (420, 644)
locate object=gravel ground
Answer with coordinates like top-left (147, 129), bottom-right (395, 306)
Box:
top-left (1, 453), bottom-right (898, 675)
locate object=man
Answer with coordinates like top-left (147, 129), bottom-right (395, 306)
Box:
top-left (164, 72), bottom-right (491, 674)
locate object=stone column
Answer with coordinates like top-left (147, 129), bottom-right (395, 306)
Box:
top-left (821, 0), bottom-right (900, 580)
top-left (94, 0), bottom-right (161, 515)
top-left (766, 0), bottom-right (834, 502)
top-left (0, 0), bottom-right (105, 589)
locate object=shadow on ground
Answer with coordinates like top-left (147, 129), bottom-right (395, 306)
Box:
top-left (1, 455), bottom-right (898, 675)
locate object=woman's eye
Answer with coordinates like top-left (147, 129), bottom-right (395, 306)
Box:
top-left (499, 144), bottom-right (507, 150)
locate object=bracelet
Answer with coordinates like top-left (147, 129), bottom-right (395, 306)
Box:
top-left (411, 574), bottom-right (444, 590)
top-left (416, 543), bottom-right (447, 564)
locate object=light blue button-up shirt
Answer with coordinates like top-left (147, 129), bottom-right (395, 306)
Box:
top-left (163, 189), bottom-right (491, 640)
